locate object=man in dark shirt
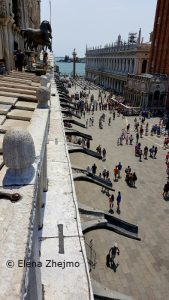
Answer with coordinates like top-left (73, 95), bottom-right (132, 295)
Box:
top-left (108, 242), bottom-right (120, 271)
top-left (16, 49), bottom-right (25, 71)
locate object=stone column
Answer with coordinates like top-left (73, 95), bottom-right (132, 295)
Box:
top-left (2, 19), bottom-right (10, 70)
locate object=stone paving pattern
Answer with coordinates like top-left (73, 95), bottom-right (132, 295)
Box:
top-left (69, 85), bottom-right (169, 300)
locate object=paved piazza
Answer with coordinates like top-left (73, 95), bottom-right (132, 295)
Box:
top-left (69, 84), bottom-right (169, 300)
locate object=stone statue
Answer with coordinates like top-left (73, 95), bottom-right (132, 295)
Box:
top-left (21, 20), bottom-right (52, 52)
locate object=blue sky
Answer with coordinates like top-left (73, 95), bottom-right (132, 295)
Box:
top-left (41, 0), bottom-right (157, 57)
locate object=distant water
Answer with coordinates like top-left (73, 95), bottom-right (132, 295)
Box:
top-left (55, 57), bottom-right (85, 76)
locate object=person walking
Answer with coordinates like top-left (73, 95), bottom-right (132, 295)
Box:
top-left (129, 134), bottom-right (133, 145)
top-left (154, 146), bottom-right (158, 159)
top-left (106, 170), bottom-right (109, 179)
top-left (132, 172), bottom-right (137, 187)
top-left (86, 139), bottom-right (90, 149)
top-left (116, 192), bottom-right (122, 213)
top-left (136, 132), bottom-right (139, 144)
top-left (114, 166), bottom-right (119, 181)
top-left (117, 162), bottom-right (122, 178)
top-left (86, 166), bottom-right (91, 173)
top-left (102, 168), bottom-right (107, 179)
top-left (166, 152), bottom-right (169, 163)
top-left (107, 242), bottom-right (120, 271)
top-left (139, 148), bottom-right (142, 162)
top-left (16, 49), bottom-right (25, 71)
top-left (109, 194), bottom-right (114, 212)
top-left (108, 117), bottom-right (111, 126)
top-left (82, 138), bottom-right (85, 148)
top-left (125, 135), bottom-right (129, 145)
top-left (92, 163), bottom-right (97, 175)
top-left (144, 146), bottom-right (148, 159)
top-left (140, 125), bottom-right (144, 138)
top-left (96, 145), bottom-right (101, 155)
top-left (102, 148), bottom-right (107, 160)
top-left (127, 124), bottom-right (130, 133)
top-left (163, 182), bottom-right (169, 198)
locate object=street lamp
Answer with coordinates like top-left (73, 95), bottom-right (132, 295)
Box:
top-left (72, 48), bottom-right (77, 78)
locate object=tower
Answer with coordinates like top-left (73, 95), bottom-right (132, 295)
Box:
top-left (72, 48), bottom-right (77, 78)
top-left (149, 0), bottom-right (169, 74)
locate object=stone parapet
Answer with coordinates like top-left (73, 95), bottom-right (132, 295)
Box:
top-left (0, 107), bottom-right (49, 300)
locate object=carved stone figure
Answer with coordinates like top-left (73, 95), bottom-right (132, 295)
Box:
top-left (21, 20), bottom-right (52, 51)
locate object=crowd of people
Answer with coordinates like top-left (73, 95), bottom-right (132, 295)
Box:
top-left (66, 78), bottom-right (169, 214)
top-left (13, 49), bottom-right (49, 72)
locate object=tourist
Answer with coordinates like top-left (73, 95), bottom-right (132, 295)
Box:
top-left (125, 166), bottom-right (131, 175)
top-left (92, 163), bottom-right (97, 175)
top-left (114, 166), bottom-right (119, 181)
top-left (102, 168), bottom-right (107, 179)
top-left (116, 191), bottom-right (122, 212)
top-left (108, 117), bottom-right (111, 126)
top-left (16, 49), bottom-right (25, 71)
top-left (125, 135), bottom-right (129, 145)
top-left (86, 166), bottom-right (91, 173)
top-left (109, 194), bottom-right (114, 211)
top-left (139, 148), bottom-right (142, 162)
top-left (106, 170), bottom-right (109, 179)
top-left (82, 138), bottom-right (85, 148)
top-left (129, 134), bottom-right (133, 145)
top-left (113, 111), bottom-right (115, 120)
top-left (107, 242), bottom-right (120, 271)
top-left (150, 145), bottom-right (155, 158)
top-left (119, 135), bottom-right (123, 145)
top-left (86, 139), bottom-right (90, 149)
top-left (163, 182), bottom-right (169, 198)
top-left (154, 146), bottom-right (158, 159)
top-left (166, 152), bottom-right (169, 163)
top-left (86, 119), bottom-right (88, 128)
top-left (117, 162), bottom-right (122, 178)
top-left (143, 146), bottom-right (148, 159)
top-left (96, 145), bottom-right (101, 155)
top-left (140, 125), bottom-right (144, 138)
top-left (136, 132), bottom-right (139, 144)
top-left (127, 124), bottom-right (130, 133)
top-left (102, 148), bottom-right (107, 160)
top-left (132, 172), bottom-right (137, 187)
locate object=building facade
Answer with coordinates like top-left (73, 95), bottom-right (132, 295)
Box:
top-left (149, 0), bottom-right (169, 109)
top-left (0, 0), bottom-right (40, 70)
top-left (85, 31), bottom-right (150, 95)
top-left (124, 0), bottom-right (169, 112)
top-left (149, 0), bottom-right (169, 75)
top-left (124, 73), bottom-right (168, 112)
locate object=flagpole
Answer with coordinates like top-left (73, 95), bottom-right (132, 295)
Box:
top-left (49, 0), bottom-right (52, 51)
top-left (49, 0), bottom-right (51, 25)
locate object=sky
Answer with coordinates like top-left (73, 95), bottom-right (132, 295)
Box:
top-left (41, 0), bottom-right (157, 57)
